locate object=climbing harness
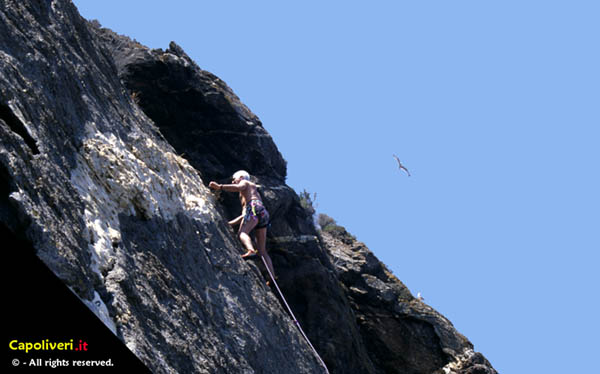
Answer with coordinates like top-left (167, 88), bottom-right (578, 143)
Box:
top-left (259, 254), bottom-right (330, 374)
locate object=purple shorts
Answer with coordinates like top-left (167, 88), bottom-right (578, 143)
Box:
top-left (244, 200), bottom-right (270, 229)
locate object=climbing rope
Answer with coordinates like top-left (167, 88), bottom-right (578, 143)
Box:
top-left (259, 254), bottom-right (330, 374)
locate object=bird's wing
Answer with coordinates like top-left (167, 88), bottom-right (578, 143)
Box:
top-left (393, 155), bottom-right (411, 176)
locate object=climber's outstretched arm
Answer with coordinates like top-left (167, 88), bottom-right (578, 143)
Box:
top-left (209, 180), bottom-right (248, 193)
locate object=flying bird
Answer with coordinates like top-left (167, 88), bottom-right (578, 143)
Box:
top-left (393, 154), bottom-right (411, 176)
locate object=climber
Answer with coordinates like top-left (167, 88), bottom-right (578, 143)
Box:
top-left (209, 170), bottom-right (275, 278)
top-left (210, 172), bottom-right (329, 373)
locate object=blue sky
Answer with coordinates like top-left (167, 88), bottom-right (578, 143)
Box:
top-left (73, 1), bottom-right (599, 373)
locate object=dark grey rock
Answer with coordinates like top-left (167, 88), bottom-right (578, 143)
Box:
top-left (321, 227), bottom-right (498, 374)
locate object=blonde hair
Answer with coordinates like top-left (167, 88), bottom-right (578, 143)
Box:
top-left (232, 170), bottom-right (250, 181)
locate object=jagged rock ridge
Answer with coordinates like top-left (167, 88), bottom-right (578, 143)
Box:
top-left (0, 1), bottom-right (496, 373)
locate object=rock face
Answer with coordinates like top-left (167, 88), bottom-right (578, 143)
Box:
top-left (0, 1), bottom-right (496, 373)
top-left (321, 227), bottom-right (497, 374)
top-left (1, 2), bottom-right (320, 373)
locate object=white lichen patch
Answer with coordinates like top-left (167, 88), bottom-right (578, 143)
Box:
top-left (442, 348), bottom-right (476, 374)
top-left (75, 130), bottom-right (211, 222)
top-left (70, 124), bottom-right (221, 290)
top-left (69, 123), bottom-right (226, 339)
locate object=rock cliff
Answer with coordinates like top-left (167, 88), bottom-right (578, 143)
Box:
top-left (1, 1), bottom-right (496, 373)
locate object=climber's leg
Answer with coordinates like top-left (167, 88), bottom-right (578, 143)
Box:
top-left (239, 218), bottom-right (258, 258)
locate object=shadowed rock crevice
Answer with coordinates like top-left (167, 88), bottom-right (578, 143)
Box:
top-left (0, 103), bottom-right (39, 154)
